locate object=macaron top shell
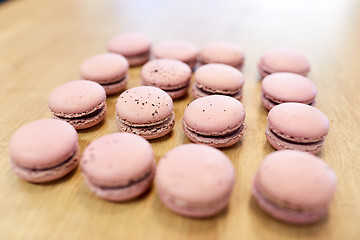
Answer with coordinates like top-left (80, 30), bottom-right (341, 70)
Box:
top-left (48, 80), bottom-right (106, 114)
top-left (260, 48), bottom-right (310, 75)
top-left (268, 103), bottom-right (329, 141)
top-left (184, 95), bottom-right (245, 134)
top-left (257, 150), bottom-right (337, 209)
top-left (81, 133), bottom-right (154, 187)
top-left (156, 144), bottom-right (235, 203)
top-left (200, 41), bottom-right (244, 65)
top-left (262, 72), bottom-right (317, 103)
top-left (80, 53), bottom-right (129, 83)
top-left (194, 64), bottom-right (244, 92)
top-left (107, 32), bottom-right (151, 56)
top-left (116, 86), bottom-right (174, 125)
top-left (9, 119), bottom-right (78, 169)
top-left (152, 40), bottom-right (199, 62)
top-left (140, 59), bottom-right (192, 88)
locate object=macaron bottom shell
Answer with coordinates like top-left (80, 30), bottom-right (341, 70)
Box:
top-left (125, 52), bottom-right (150, 67)
top-left (51, 102), bottom-right (107, 130)
top-left (10, 145), bottom-right (80, 183)
top-left (265, 125), bottom-right (324, 154)
top-left (83, 163), bottom-right (156, 202)
top-left (252, 175), bottom-right (328, 225)
top-left (192, 84), bottom-right (243, 101)
top-left (116, 112), bottom-right (175, 140)
top-left (101, 75), bottom-right (128, 95)
top-left (182, 120), bottom-right (246, 148)
top-left (158, 188), bottom-right (232, 218)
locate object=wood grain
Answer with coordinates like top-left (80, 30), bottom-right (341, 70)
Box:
top-left (1, 0), bottom-right (360, 239)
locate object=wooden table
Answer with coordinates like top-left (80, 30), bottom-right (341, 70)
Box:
top-left (1, 0), bottom-right (360, 239)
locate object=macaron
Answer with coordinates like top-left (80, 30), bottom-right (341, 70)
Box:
top-left (183, 95), bottom-right (246, 148)
top-left (140, 58), bottom-right (192, 99)
top-left (80, 53), bottom-right (129, 95)
top-left (258, 48), bottom-right (310, 78)
top-left (152, 39), bottom-right (199, 69)
top-left (48, 80), bottom-right (107, 130)
top-left (261, 72), bottom-right (317, 110)
top-left (192, 63), bottom-right (245, 100)
top-left (107, 32), bottom-right (151, 66)
top-left (8, 119), bottom-right (79, 183)
top-left (156, 144), bottom-right (235, 218)
top-left (115, 86), bottom-right (175, 139)
top-left (252, 150), bottom-right (337, 224)
top-left (265, 103), bottom-right (330, 154)
top-left (199, 41), bottom-right (245, 69)
top-left (81, 132), bottom-right (155, 201)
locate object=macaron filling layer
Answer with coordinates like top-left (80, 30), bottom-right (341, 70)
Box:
top-left (99, 75), bottom-right (128, 86)
top-left (116, 112), bottom-right (175, 139)
top-left (193, 83), bottom-right (242, 98)
top-left (11, 146), bottom-right (80, 182)
top-left (252, 178), bottom-right (327, 224)
top-left (51, 102), bottom-right (106, 121)
top-left (262, 92), bottom-right (315, 107)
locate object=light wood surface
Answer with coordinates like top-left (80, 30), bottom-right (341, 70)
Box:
top-left (1, 0), bottom-right (360, 239)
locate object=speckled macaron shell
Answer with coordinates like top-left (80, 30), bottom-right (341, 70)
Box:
top-left (8, 119), bottom-right (79, 183)
top-left (183, 95), bottom-right (246, 148)
top-left (261, 72), bottom-right (317, 110)
top-left (266, 103), bottom-right (330, 154)
top-left (81, 132), bottom-right (155, 201)
top-left (80, 53), bottom-right (129, 95)
top-left (115, 86), bottom-right (175, 139)
top-left (258, 48), bottom-right (310, 78)
top-left (48, 80), bottom-right (107, 130)
top-left (140, 59), bottom-right (192, 99)
top-left (252, 150), bottom-right (337, 224)
top-left (199, 41), bottom-right (245, 69)
top-left (192, 63), bottom-right (244, 100)
top-left (156, 144), bottom-right (235, 218)
top-left (152, 40), bottom-right (199, 69)
top-left (107, 32), bottom-right (152, 66)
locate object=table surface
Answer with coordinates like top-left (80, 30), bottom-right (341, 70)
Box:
top-left (1, 0), bottom-right (360, 239)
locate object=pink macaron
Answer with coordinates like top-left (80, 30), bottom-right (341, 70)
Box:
top-left (192, 63), bottom-right (245, 100)
top-left (152, 39), bottom-right (199, 69)
top-left (81, 132), bottom-right (155, 201)
top-left (8, 119), bottom-right (79, 183)
top-left (265, 103), bottom-right (330, 154)
top-left (199, 41), bottom-right (245, 69)
top-left (258, 48), bottom-right (310, 78)
top-left (252, 150), bottom-right (337, 224)
top-left (115, 86), bottom-right (175, 139)
top-left (140, 58), bottom-right (192, 99)
top-left (261, 72), bottom-right (317, 110)
top-left (80, 53), bottom-right (129, 95)
top-left (156, 144), bottom-right (235, 218)
top-left (107, 32), bottom-right (152, 66)
top-left (48, 80), bottom-right (107, 130)
top-left (183, 95), bottom-right (246, 148)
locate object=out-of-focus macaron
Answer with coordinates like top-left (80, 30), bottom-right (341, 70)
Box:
top-left (115, 86), bottom-right (175, 139)
top-left (152, 39), bottom-right (199, 69)
top-left (141, 58), bottom-right (192, 99)
top-left (265, 103), bottom-right (329, 154)
top-left (261, 72), bottom-right (317, 110)
top-left (156, 144), bottom-right (235, 218)
top-left (107, 32), bottom-right (151, 66)
top-left (80, 53), bottom-right (129, 95)
top-left (9, 119), bottom-right (79, 183)
top-left (81, 132), bottom-right (155, 201)
top-left (252, 150), bottom-right (337, 224)
top-left (48, 80), bottom-right (106, 130)
top-left (192, 63), bottom-right (244, 100)
top-left (199, 41), bottom-right (245, 69)
top-left (258, 48), bottom-right (310, 78)
top-left (183, 95), bottom-right (246, 148)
